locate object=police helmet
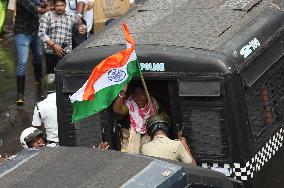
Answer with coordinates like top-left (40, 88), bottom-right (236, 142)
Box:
top-left (20, 127), bottom-right (44, 149)
top-left (146, 114), bottom-right (169, 139)
top-left (43, 74), bottom-right (56, 94)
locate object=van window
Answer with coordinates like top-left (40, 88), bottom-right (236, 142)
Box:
top-left (245, 59), bottom-right (284, 150)
top-left (180, 97), bottom-right (231, 163)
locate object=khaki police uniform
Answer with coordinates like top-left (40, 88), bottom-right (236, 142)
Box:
top-left (141, 135), bottom-right (193, 164)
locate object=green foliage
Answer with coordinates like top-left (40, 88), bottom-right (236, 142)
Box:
top-left (0, 0), bottom-right (5, 33)
top-left (0, 44), bottom-right (15, 102)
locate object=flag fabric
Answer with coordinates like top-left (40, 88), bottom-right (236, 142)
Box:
top-left (70, 22), bottom-right (140, 122)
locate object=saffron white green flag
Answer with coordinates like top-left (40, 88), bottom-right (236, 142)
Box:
top-left (70, 22), bottom-right (140, 122)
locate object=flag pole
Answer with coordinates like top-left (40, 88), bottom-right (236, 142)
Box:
top-left (136, 61), bottom-right (154, 114)
top-left (141, 74), bottom-right (154, 111)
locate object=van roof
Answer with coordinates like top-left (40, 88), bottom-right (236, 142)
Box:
top-left (86, 0), bottom-right (269, 50)
top-left (57, 0), bottom-right (284, 76)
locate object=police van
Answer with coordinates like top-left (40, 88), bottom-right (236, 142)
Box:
top-left (55, 0), bottom-right (284, 187)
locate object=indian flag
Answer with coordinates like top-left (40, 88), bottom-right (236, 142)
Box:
top-left (70, 22), bottom-right (140, 122)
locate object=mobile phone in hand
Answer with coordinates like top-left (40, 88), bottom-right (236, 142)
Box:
top-left (61, 42), bottom-right (67, 49)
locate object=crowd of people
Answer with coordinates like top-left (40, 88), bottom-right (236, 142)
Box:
top-left (14, 0), bottom-right (91, 105)
top-left (0, 0), bottom-right (95, 163)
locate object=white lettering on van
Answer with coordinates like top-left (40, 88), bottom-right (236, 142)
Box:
top-left (140, 63), bottom-right (165, 72)
top-left (240, 38), bottom-right (260, 59)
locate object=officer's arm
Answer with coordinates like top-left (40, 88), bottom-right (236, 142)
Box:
top-left (177, 142), bottom-right (196, 165)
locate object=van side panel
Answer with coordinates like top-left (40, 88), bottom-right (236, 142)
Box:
top-left (56, 75), bottom-right (76, 146)
top-left (224, 74), bottom-right (254, 163)
top-left (56, 73), bottom-right (103, 147)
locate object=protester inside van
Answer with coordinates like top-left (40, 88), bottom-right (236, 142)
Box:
top-left (113, 83), bottom-right (159, 154)
top-left (142, 114), bottom-right (196, 165)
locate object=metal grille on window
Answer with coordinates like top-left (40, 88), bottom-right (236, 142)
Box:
top-left (245, 63), bottom-right (284, 150)
top-left (181, 98), bottom-right (231, 163)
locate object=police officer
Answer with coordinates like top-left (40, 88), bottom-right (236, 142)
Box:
top-left (20, 127), bottom-right (47, 148)
top-left (20, 127), bottom-right (109, 149)
top-left (32, 74), bottom-right (59, 145)
top-left (142, 114), bottom-right (196, 165)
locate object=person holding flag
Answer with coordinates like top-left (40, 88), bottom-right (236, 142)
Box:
top-left (70, 22), bottom-right (157, 153)
top-left (113, 83), bottom-right (159, 154)
top-left (70, 22), bottom-right (140, 119)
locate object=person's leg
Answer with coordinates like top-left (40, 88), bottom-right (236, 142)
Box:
top-left (45, 53), bottom-right (58, 74)
top-left (15, 34), bottom-right (31, 105)
top-left (30, 35), bottom-right (43, 84)
top-left (45, 53), bottom-right (52, 74)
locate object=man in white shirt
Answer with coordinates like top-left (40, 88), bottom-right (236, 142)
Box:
top-left (84, 0), bottom-right (94, 33)
top-left (32, 92), bottom-right (59, 144)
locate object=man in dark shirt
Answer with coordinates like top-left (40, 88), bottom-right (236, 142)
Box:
top-left (14, 0), bottom-right (47, 105)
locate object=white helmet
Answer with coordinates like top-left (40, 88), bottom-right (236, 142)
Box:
top-left (20, 127), bottom-right (43, 149)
